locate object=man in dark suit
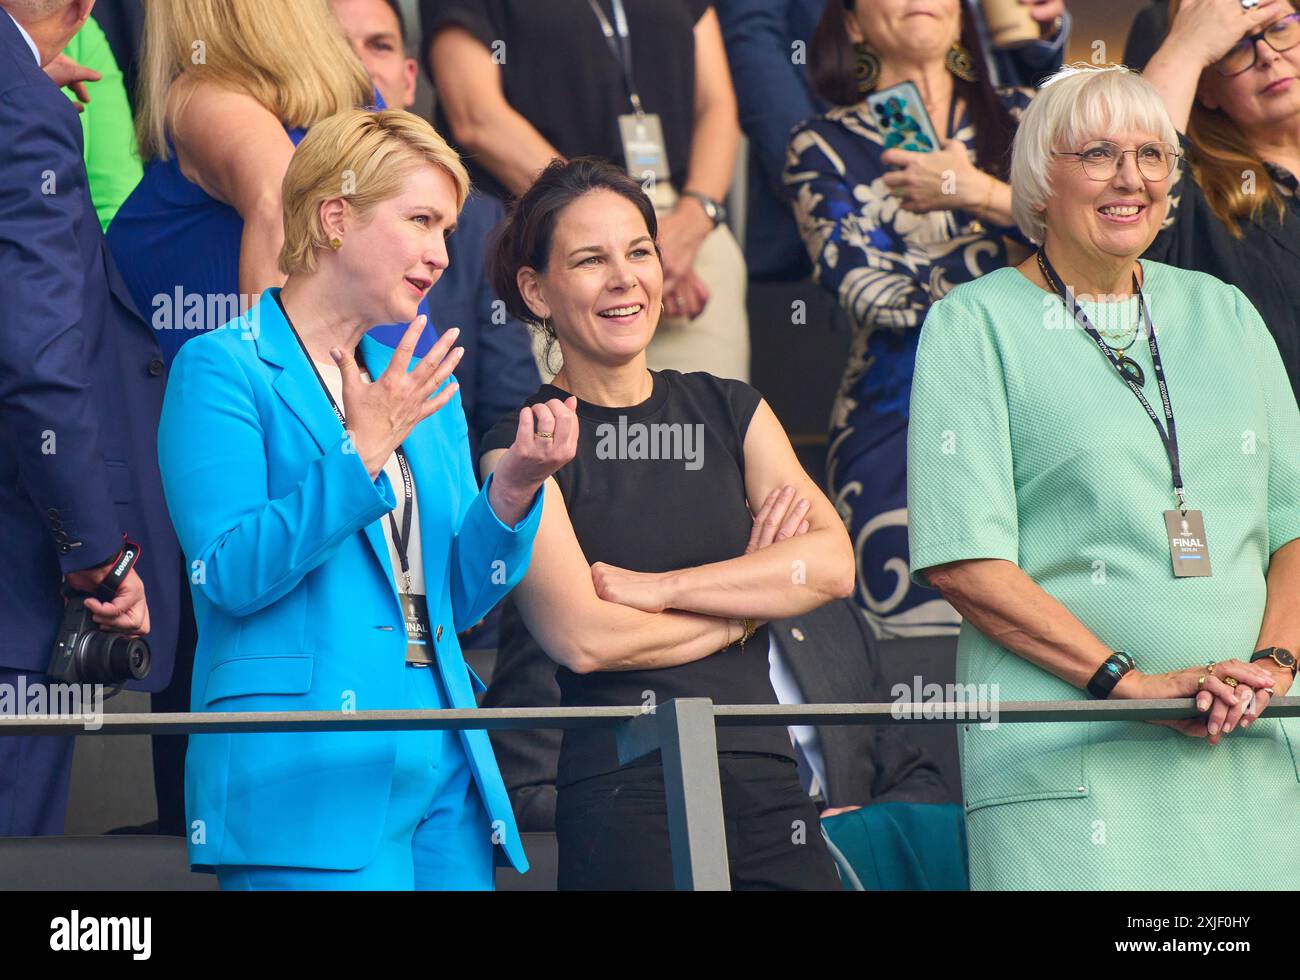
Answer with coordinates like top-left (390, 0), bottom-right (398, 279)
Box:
top-left (485, 597), bottom-right (951, 834)
top-left (0, 0), bottom-right (179, 836)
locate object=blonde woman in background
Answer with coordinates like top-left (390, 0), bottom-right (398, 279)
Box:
top-left (107, 0), bottom-right (375, 365)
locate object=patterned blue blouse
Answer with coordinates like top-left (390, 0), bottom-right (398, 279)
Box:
top-left (782, 88), bottom-right (1033, 638)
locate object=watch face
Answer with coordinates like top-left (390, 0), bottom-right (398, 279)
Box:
top-left (1275, 649), bottom-right (1297, 668)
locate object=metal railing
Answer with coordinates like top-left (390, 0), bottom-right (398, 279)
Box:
top-left (3, 696), bottom-right (1296, 890)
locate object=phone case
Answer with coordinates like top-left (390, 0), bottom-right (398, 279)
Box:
top-left (866, 82), bottom-right (941, 153)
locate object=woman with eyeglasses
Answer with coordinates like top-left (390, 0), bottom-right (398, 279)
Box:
top-left (907, 63), bottom-right (1300, 889)
top-left (1143, 0), bottom-right (1300, 397)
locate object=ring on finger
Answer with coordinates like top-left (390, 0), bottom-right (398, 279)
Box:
top-left (1197, 673), bottom-right (1207, 691)
top-left (536, 431), bottom-right (554, 439)
top-left (1224, 676), bottom-right (1239, 688)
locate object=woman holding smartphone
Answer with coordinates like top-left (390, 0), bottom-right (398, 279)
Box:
top-left (782, 0), bottom-right (1048, 639)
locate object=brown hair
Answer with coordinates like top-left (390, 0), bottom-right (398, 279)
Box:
top-left (809, 0), bottom-right (1018, 180)
top-left (488, 158), bottom-right (661, 329)
top-left (1170, 0), bottom-right (1296, 237)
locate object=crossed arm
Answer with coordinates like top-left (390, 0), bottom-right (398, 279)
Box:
top-left (479, 399), bottom-right (854, 673)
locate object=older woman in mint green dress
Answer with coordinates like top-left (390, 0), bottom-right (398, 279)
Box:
top-left (907, 64), bottom-right (1300, 890)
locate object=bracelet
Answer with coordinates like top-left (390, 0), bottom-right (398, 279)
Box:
top-left (1086, 650), bottom-right (1136, 700)
top-left (724, 618), bottom-right (757, 653)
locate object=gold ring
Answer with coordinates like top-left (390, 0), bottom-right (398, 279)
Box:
top-left (1206, 662), bottom-right (1217, 675)
top-left (536, 431), bottom-right (553, 439)
top-left (1197, 674), bottom-right (1207, 691)
top-left (1224, 676), bottom-right (1239, 688)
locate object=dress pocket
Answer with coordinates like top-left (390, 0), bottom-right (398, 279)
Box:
top-left (961, 717), bottom-right (1089, 812)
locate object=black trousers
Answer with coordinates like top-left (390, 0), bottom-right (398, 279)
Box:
top-left (555, 752), bottom-right (842, 891)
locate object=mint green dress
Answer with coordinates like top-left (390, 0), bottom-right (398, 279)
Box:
top-left (907, 261), bottom-right (1300, 890)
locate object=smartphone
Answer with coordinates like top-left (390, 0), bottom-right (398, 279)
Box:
top-left (866, 81), bottom-right (941, 153)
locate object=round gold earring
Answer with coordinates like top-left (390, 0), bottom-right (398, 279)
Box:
top-left (330, 237), bottom-right (343, 250)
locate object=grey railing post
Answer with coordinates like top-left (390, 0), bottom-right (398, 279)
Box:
top-left (616, 697), bottom-right (730, 891)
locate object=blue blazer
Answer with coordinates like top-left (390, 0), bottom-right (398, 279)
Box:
top-left (157, 289), bottom-right (543, 873)
top-left (0, 10), bottom-right (179, 686)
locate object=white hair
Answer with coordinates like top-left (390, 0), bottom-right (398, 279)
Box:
top-left (1010, 63), bottom-right (1180, 244)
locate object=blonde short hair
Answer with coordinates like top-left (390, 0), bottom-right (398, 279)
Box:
top-left (1010, 64), bottom-right (1180, 244)
top-left (279, 109), bottom-right (471, 276)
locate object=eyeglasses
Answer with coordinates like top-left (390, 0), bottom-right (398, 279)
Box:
top-left (1213, 12), bottom-right (1300, 76)
top-left (1055, 141), bottom-right (1181, 181)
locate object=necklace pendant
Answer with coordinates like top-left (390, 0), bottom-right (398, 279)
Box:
top-left (1116, 356), bottom-right (1145, 387)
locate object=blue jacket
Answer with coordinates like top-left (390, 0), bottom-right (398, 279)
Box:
top-left (157, 289), bottom-right (543, 872)
top-left (0, 10), bottom-right (179, 686)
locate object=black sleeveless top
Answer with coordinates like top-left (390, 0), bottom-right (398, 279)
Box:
top-left (480, 370), bottom-right (794, 785)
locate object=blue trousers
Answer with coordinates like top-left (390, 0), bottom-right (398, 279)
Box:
top-left (0, 669), bottom-right (76, 837)
top-left (215, 663), bottom-right (494, 890)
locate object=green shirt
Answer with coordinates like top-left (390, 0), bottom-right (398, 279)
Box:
top-left (62, 16), bottom-right (141, 232)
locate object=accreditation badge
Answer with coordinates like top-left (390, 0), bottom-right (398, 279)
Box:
top-left (400, 592), bottom-right (434, 659)
top-left (1163, 510), bottom-right (1212, 577)
top-left (618, 112), bottom-right (676, 209)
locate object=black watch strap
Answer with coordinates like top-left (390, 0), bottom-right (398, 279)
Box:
top-left (1250, 647), bottom-right (1298, 677)
top-left (1087, 651), bottom-right (1136, 700)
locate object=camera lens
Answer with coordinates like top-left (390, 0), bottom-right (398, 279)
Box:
top-left (76, 630), bottom-right (151, 684)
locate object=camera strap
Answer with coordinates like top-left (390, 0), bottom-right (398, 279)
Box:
top-left (93, 536), bottom-right (142, 602)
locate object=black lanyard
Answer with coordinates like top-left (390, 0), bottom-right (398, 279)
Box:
top-left (1036, 249), bottom-right (1188, 512)
top-left (587, 0), bottom-right (643, 116)
top-left (277, 295), bottom-right (417, 590)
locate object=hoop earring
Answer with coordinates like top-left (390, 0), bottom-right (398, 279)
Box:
top-left (853, 43), bottom-right (880, 96)
top-left (945, 41), bottom-right (977, 84)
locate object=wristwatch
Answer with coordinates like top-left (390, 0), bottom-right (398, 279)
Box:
top-left (1250, 647), bottom-right (1298, 678)
top-left (681, 190), bottom-right (728, 228)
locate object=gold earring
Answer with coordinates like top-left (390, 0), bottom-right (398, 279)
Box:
top-left (330, 237), bottom-right (343, 250)
top-left (853, 43), bottom-right (881, 96)
top-left (945, 41), bottom-right (977, 84)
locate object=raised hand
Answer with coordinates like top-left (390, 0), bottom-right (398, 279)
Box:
top-left (330, 314), bottom-right (463, 479)
top-left (488, 396), bottom-right (580, 526)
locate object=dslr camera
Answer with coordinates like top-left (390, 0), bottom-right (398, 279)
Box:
top-left (48, 536), bottom-right (151, 687)
top-left (48, 594), bottom-right (151, 686)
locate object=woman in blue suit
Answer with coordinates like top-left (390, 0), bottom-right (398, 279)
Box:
top-left (157, 108), bottom-right (577, 890)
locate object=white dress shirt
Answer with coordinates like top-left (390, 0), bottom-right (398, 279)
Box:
top-left (5, 9), bottom-right (41, 64)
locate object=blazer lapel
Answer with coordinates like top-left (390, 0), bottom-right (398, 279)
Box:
top-left (257, 292), bottom-right (393, 588)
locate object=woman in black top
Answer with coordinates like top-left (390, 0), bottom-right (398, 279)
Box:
top-left (422, 0), bottom-right (750, 381)
top-left (1142, 0), bottom-right (1300, 395)
top-left (479, 159), bottom-right (854, 890)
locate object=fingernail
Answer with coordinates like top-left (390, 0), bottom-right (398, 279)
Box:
top-left (1197, 696), bottom-right (1209, 711)
top-left (1241, 718), bottom-right (1251, 728)
top-left (1224, 723), bottom-right (1233, 733)
top-left (329, 348), bottom-right (342, 361)
top-left (1208, 723), bottom-right (1218, 735)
